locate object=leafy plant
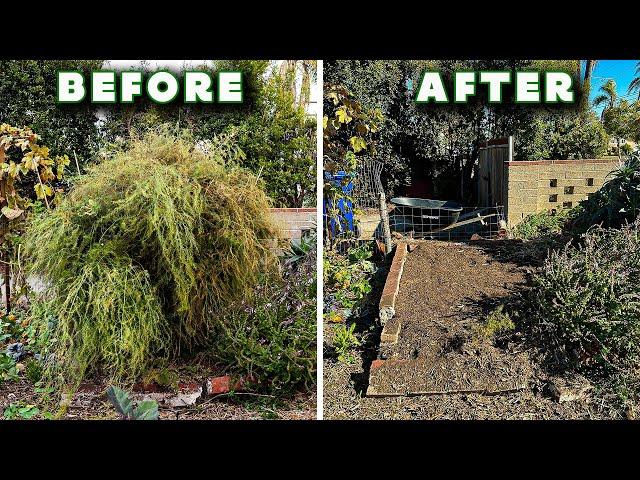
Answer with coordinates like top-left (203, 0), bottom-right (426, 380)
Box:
top-left (333, 323), bottom-right (360, 363)
top-left (0, 353), bottom-right (18, 383)
top-left (572, 152), bottom-right (640, 233)
top-left (283, 228), bottom-right (316, 267)
top-left (324, 244), bottom-right (375, 318)
top-left (3, 402), bottom-right (39, 420)
top-left (106, 385), bottom-right (159, 420)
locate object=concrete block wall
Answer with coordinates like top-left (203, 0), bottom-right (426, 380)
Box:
top-left (269, 208), bottom-right (316, 240)
top-left (505, 159), bottom-right (620, 226)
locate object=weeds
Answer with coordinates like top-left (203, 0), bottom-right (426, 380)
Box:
top-left (333, 323), bottom-right (360, 363)
top-left (475, 305), bottom-right (515, 340)
top-left (512, 208), bottom-right (573, 240)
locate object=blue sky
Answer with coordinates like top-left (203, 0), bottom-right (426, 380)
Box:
top-left (584, 60), bottom-right (639, 115)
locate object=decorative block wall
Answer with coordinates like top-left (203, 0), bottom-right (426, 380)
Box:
top-left (504, 159), bottom-right (620, 226)
top-left (269, 208), bottom-right (316, 240)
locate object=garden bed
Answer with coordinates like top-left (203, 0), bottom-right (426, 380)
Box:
top-left (324, 239), bottom-right (608, 419)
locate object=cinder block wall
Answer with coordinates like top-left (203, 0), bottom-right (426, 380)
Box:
top-left (505, 159), bottom-right (619, 226)
top-left (269, 208), bottom-right (316, 240)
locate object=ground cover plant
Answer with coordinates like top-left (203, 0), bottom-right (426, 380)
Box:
top-left (211, 229), bottom-right (317, 394)
top-left (22, 128), bottom-right (281, 391)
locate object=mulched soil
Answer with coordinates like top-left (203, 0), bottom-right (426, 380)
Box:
top-left (324, 239), bottom-right (609, 420)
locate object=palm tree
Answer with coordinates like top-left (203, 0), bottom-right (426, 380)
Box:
top-left (581, 60), bottom-right (597, 112)
top-left (628, 61), bottom-right (640, 100)
top-left (593, 79), bottom-right (618, 120)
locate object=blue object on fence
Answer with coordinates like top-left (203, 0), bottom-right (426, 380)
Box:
top-left (323, 171), bottom-right (355, 236)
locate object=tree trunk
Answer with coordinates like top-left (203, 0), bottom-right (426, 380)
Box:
top-left (582, 60), bottom-right (597, 112)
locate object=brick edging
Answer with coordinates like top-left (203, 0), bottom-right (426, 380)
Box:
top-left (378, 242), bottom-right (408, 344)
top-left (269, 208), bottom-right (317, 213)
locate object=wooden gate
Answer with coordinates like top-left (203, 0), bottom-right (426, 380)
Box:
top-left (477, 136), bottom-right (512, 208)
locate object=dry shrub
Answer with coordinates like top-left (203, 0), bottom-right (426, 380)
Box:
top-left (24, 128), bottom-right (280, 388)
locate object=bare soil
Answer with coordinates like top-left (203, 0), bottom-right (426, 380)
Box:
top-left (324, 239), bottom-right (607, 419)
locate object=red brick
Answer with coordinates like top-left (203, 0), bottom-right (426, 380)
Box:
top-left (371, 360), bottom-right (385, 370)
top-left (207, 375), bottom-right (231, 395)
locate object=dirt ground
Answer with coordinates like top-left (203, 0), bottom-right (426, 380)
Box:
top-left (324, 240), bottom-right (609, 420)
top-left (1, 369), bottom-right (315, 421)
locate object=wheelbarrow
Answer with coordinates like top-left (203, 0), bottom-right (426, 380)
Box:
top-left (389, 197), bottom-right (501, 238)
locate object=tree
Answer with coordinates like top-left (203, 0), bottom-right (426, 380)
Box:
top-left (593, 79), bottom-right (618, 119)
top-left (581, 60), bottom-right (597, 112)
top-left (279, 60), bottom-right (317, 107)
top-left (628, 61), bottom-right (640, 100)
top-left (325, 59), bottom-right (593, 203)
top-left (602, 100), bottom-right (640, 158)
top-left (100, 60), bottom-right (315, 207)
top-left (0, 60), bottom-right (103, 165)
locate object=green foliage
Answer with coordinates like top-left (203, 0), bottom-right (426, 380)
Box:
top-left (572, 152), bottom-right (640, 232)
top-left (3, 402), bottom-right (39, 420)
top-left (325, 60), bottom-right (602, 202)
top-left (332, 323), bottom-right (360, 363)
top-left (106, 385), bottom-right (159, 420)
top-left (23, 128), bottom-right (280, 389)
top-left (512, 208), bottom-right (573, 240)
top-left (529, 219), bottom-right (640, 374)
top-left (323, 244), bottom-right (374, 317)
top-left (102, 61), bottom-right (316, 208)
top-left (514, 112), bottom-right (608, 160)
top-left (476, 305), bottom-right (515, 340)
top-left (24, 358), bottom-right (43, 383)
top-left (236, 70), bottom-right (316, 207)
top-left (0, 60), bottom-right (102, 164)
top-left (602, 100), bottom-right (640, 146)
top-left (211, 233), bottom-right (317, 394)
top-left (0, 353), bottom-right (18, 383)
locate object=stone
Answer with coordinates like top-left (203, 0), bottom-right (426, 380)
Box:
top-left (165, 383), bottom-right (202, 407)
top-left (548, 374), bottom-right (592, 403)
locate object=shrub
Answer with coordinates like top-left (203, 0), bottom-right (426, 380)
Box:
top-left (211, 232), bottom-right (317, 394)
top-left (529, 219), bottom-right (640, 373)
top-left (24, 128), bottom-right (280, 389)
top-left (512, 208), bottom-right (572, 240)
top-left (571, 153), bottom-right (640, 233)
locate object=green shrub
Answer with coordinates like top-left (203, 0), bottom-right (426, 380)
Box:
top-left (210, 233), bottom-right (317, 394)
top-left (476, 305), bottom-right (515, 340)
top-left (24, 128), bottom-right (280, 389)
top-left (529, 219), bottom-right (640, 373)
top-left (572, 153), bottom-right (640, 233)
top-left (512, 208), bottom-right (572, 240)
